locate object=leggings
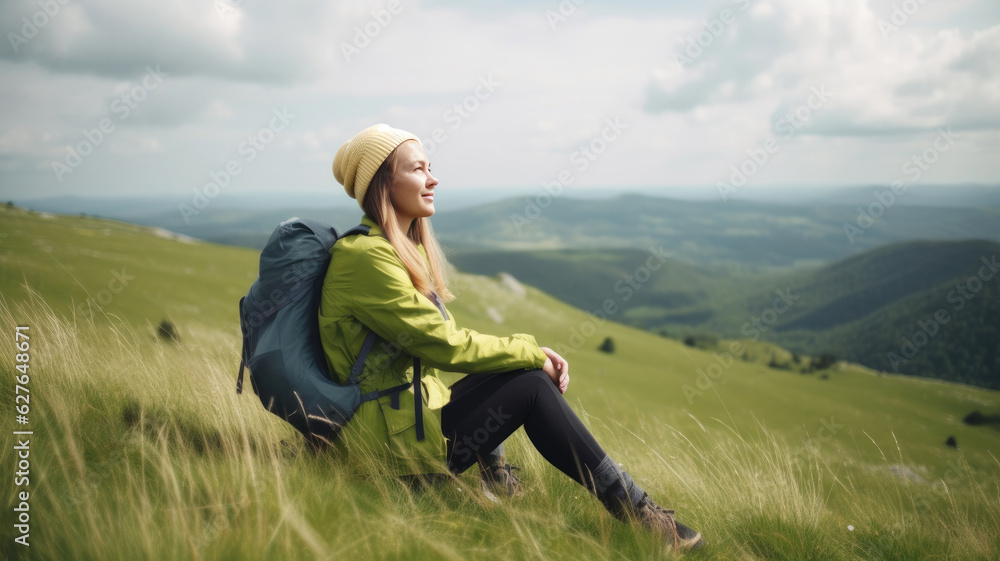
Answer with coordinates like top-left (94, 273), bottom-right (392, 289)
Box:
top-left (440, 368), bottom-right (608, 490)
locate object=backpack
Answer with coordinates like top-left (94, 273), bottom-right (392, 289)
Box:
top-left (236, 217), bottom-right (422, 450)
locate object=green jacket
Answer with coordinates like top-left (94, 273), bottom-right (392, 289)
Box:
top-left (318, 214), bottom-right (548, 476)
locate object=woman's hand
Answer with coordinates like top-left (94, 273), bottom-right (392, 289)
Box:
top-left (539, 346), bottom-right (569, 394)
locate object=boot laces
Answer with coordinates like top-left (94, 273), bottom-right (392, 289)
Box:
top-left (636, 495), bottom-right (680, 552)
top-left (482, 463), bottom-right (522, 497)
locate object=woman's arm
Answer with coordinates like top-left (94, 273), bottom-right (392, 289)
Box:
top-left (328, 240), bottom-right (548, 374)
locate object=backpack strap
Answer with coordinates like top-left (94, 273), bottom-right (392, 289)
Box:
top-left (237, 295), bottom-right (247, 394)
top-left (340, 224), bottom-right (371, 238)
top-left (413, 357), bottom-right (424, 441)
top-left (350, 329), bottom-right (379, 385)
top-left (237, 358), bottom-right (246, 394)
top-left (351, 328), bottom-right (424, 441)
top-left (359, 381), bottom-right (412, 404)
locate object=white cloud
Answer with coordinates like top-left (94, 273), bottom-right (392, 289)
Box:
top-left (645, 0), bottom-right (1000, 136)
top-left (0, 0), bottom-right (997, 201)
top-left (0, 0), bottom-right (328, 83)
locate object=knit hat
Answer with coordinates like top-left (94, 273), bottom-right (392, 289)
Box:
top-left (332, 123), bottom-right (421, 210)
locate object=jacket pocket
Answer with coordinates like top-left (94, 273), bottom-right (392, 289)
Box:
top-left (377, 388), bottom-right (445, 474)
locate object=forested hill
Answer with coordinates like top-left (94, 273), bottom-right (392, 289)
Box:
top-left (451, 239), bottom-right (1000, 389)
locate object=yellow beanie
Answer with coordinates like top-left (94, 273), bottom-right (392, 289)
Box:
top-left (332, 123), bottom-right (421, 210)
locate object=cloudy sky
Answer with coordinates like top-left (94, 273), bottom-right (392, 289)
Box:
top-left (1, 0), bottom-right (997, 206)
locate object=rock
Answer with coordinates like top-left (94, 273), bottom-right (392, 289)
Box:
top-left (497, 272), bottom-right (526, 298)
top-left (888, 464), bottom-right (926, 483)
top-left (486, 306), bottom-right (504, 324)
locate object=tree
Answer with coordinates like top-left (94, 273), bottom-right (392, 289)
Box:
top-left (812, 352), bottom-right (838, 370)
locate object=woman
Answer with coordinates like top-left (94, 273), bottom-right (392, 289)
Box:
top-left (318, 123), bottom-right (703, 552)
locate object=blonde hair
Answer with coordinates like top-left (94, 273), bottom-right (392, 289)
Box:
top-left (361, 143), bottom-right (455, 303)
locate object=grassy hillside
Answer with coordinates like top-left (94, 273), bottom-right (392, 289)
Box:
top-left (449, 247), bottom-right (754, 327)
top-left (2, 205), bottom-right (999, 560)
top-left (0, 205), bottom-right (256, 334)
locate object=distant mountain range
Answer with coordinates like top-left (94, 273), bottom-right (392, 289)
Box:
top-left (450, 239), bottom-right (1000, 389)
top-left (16, 190), bottom-right (1000, 270)
top-left (11, 189), bottom-right (1000, 389)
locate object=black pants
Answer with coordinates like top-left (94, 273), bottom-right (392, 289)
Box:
top-left (441, 369), bottom-right (608, 489)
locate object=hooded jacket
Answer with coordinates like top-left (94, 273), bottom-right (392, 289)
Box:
top-left (318, 214), bottom-right (548, 476)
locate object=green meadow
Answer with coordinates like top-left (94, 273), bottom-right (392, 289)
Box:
top-left (2, 204), bottom-right (998, 560)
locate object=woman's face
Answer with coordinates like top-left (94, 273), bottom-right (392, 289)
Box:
top-left (389, 140), bottom-right (438, 220)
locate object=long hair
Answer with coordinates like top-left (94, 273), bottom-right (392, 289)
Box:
top-left (361, 142), bottom-right (455, 303)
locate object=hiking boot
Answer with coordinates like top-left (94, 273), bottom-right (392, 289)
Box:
top-left (632, 494), bottom-right (704, 552)
top-left (481, 462), bottom-right (523, 499)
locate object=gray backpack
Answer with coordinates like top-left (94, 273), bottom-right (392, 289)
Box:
top-left (236, 217), bottom-right (419, 450)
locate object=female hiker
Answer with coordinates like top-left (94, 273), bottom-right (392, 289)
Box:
top-left (318, 123), bottom-right (703, 552)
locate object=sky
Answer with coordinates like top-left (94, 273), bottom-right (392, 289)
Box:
top-left (0, 0), bottom-right (998, 207)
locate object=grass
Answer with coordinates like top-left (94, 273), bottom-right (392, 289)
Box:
top-left (2, 289), bottom-right (999, 560)
top-left (2, 206), bottom-right (999, 559)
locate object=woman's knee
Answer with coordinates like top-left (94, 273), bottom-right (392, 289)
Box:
top-left (513, 369), bottom-right (561, 402)
top-left (513, 368), bottom-right (550, 388)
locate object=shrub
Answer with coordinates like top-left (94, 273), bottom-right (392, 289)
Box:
top-left (963, 410), bottom-right (1000, 426)
top-left (682, 333), bottom-right (718, 349)
top-left (598, 336), bottom-right (615, 354)
top-left (812, 352), bottom-right (838, 371)
top-left (158, 319), bottom-right (179, 342)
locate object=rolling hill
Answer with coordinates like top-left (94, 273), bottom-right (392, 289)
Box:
top-left (20, 193), bottom-right (1000, 270)
top-left (1, 203), bottom-right (998, 560)
top-left (449, 239), bottom-right (1000, 389)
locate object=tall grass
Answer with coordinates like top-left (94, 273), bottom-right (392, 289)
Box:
top-left (2, 284), bottom-right (998, 560)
